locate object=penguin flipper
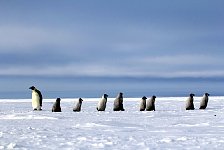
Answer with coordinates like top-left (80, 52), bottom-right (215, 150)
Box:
top-left (36, 89), bottom-right (43, 107)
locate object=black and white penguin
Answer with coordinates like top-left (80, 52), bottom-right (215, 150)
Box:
top-left (113, 92), bottom-right (125, 111)
top-left (199, 93), bottom-right (210, 109)
top-left (146, 95), bottom-right (156, 111)
top-left (97, 94), bottom-right (108, 111)
top-left (139, 96), bottom-right (147, 111)
top-left (52, 98), bottom-right (61, 112)
top-left (29, 86), bottom-right (42, 111)
top-left (73, 98), bottom-right (83, 112)
top-left (185, 93), bottom-right (195, 110)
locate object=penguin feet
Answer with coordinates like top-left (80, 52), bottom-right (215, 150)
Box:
top-left (33, 108), bottom-right (42, 111)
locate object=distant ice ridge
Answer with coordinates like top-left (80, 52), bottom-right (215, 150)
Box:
top-left (0, 96), bottom-right (224, 149)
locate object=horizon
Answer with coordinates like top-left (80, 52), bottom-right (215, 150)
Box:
top-left (0, 75), bottom-right (223, 99)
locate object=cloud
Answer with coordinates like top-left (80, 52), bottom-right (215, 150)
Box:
top-left (0, 22), bottom-right (223, 56)
top-left (0, 54), bottom-right (223, 78)
top-left (0, 24), bottom-right (222, 79)
top-left (0, 26), bottom-right (78, 51)
top-left (135, 55), bottom-right (223, 66)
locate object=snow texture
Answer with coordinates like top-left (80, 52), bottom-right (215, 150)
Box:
top-left (0, 96), bottom-right (224, 149)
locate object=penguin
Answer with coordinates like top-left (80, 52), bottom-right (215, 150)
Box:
top-left (185, 93), bottom-right (195, 110)
top-left (29, 86), bottom-right (42, 111)
top-left (199, 93), bottom-right (210, 109)
top-left (139, 96), bottom-right (147, 111)
top-left (146, 95), bottom-right (156, 111)
top-left (113, 92), bottom-right (125, 111)
top-left (52, 98), bottom-right (61, 112)
top-left (97, 94), bottom-right (108, 111)
top-left (73, 98), bottom-right (83, 112)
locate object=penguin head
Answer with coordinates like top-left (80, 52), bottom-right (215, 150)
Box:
top-left (142, 96), bottom-right (147, 100)
top-left (29, 86), bottom-right (36, 90)
top-left (116, 92), bottom-right (123, 98)
top-left (79, 98), bottom-right (83, 102)
top-left (190, 93), bottom-right (195, 97)
top-left (152, 95), bottom-right (156, 99)
top-left (104, 94), bottom-right (108, 98)
top-left (205, 93), bottom-right (210, 96)
top-left (56, 98), bottom-right (61, 102)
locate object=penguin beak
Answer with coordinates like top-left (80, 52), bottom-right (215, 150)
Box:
top-left (29, 86), bottom-right (35, 90)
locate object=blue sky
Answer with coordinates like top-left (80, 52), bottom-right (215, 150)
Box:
top-left (0, 1), bottom-right (224, 98)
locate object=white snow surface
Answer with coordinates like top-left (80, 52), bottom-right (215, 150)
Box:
top-left (1, 96), bottom-right (224, 150)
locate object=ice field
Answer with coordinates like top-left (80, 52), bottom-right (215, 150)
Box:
top-left (1, 96), bottom-right (224, 149)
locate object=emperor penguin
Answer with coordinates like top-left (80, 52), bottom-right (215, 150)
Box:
top-left (185, 93), bottom-right (195, 110)
top-left (52, 98), bottom-right (61, 112)
top-left (146, 95), bottom-right (156, 111)
top-left (29, 86), bottom-right (42, 111)
top-left (199, 93), bottom-right (210, 109)
top-left (139, 96), bottom-right (147, 111)
top-left (97, 94), bottom-right (108, 111)
top-left (113, 92), bottom-right (125, 111)
top-left (73, 98), bottom-right (83, 112)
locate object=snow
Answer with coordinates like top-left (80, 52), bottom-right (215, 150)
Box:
top-left (0, 96), bottom-right (224, 149)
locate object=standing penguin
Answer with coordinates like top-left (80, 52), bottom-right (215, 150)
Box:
top-left (185, 93), bottom-right (195, 110)
top-left (113, 92), bottom-right (125, 111)
top-left (52, 98), bottom-right (62, 112)
top-left (73, 98), bottom-right (83, 112)
top-left (97, 94), bottom-right (108, 111)
top-left (199, 93), bottom-right (210, 109)
top-left (146, 95), bottom-right (156, 111)
top-left (139, 96), bottom-right (147, 111)
top-left (29, 86), bottom-right (42, 111)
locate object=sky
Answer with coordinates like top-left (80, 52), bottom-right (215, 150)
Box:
top-left (0, 0), bottom-right (224, 98)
